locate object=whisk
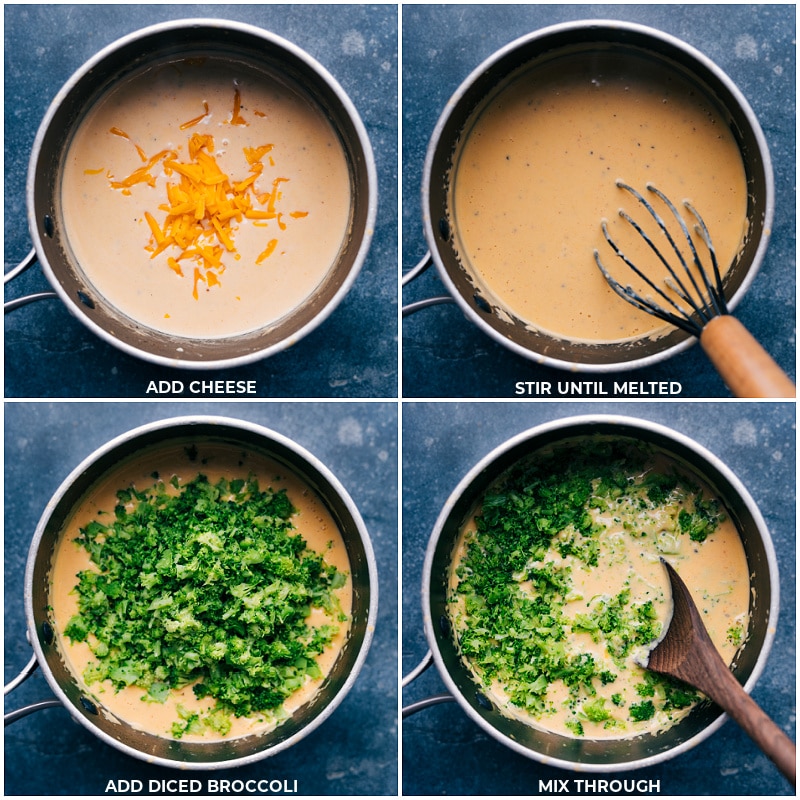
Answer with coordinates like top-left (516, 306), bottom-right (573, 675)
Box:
top-left (595, 181), bottom-right (794, 398)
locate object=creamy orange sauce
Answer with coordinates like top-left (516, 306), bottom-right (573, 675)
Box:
top-left (49, 442), bottom-right (352, 742)
top-left (61, 57), bottom-right (352, 339)
top-left (449, 450), bottom-right (750, 740)
top-left (450, 49), bottom-right (749, 342)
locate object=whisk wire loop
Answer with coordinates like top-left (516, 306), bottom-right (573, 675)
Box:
top-left (619, 182), bottom-right (716, 322)
top-left (619, 207), bottom-right (710, 323)
top-left (683, 199), bottom-right (728, 316)
top-left (597, 220), bottom-right (700, 335)
top-left (645, 184), bottom-right (728, 319)
top-left (595, 182), bottom-right (731, 338)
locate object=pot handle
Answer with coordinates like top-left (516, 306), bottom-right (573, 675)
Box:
top-left (402, 251), bottom-right (454, 317)
top-left (4, 651), bottom-right (62, 726)
top-left (401, 648), bottom-right (456, 718)
top-left (4, 248), bottom-right (58, 312)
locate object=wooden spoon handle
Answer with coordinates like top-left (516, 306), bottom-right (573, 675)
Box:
top-left (700, 315), bottom-right (795, 398)
top-left (700, 658), bottom-right (796, 785)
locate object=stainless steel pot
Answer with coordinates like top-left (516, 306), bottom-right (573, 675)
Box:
top-left (8, 19), bottom-right (377, 369)
top-left (406, 20), bottom-right (774, 372)
top-left (7, 416), bottom-right (378, 769)
top-left (406, 415), bottom-right (779, 772)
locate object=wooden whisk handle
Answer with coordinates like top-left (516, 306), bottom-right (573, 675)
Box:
top-left (700, 316), bottom-right (795, 398)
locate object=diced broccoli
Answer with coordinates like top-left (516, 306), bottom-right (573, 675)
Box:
top-left (727, 624), bottom-right (745, 647)
top-left (664, 681), bottom-right (699, 710)
top-left (565, 719), bottom-right (585, 736)
top-left (62, 472), bottom-right (348, 737)
top-left (629, 700), bottom-right (656, 721)
top-left (449, 440), bottom-right (730, 735)
top-left (582, 697), bottom-right (611, 722)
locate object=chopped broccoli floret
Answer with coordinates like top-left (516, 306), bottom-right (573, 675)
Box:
top-left (565, 719), bottom-right (585, 736)
top-left (664, 681), bottom-right (699, 710)
top-left (629, 700), bottom-right (656, 721)
top-left (583, 697), bottom-right (611, 722)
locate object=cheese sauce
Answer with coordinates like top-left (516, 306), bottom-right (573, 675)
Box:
top-left (450, 49), bottom-right (749, 343)
top-left (448, 446), bottom-right (750, 740)
top-left (49, 442), bottom-right (352, 742)
top-left (60, 57), bottom-right (352, 339)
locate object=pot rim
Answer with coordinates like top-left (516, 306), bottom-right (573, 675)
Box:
top-left (23, 415), bottom-right (378, 769)
top-left (421, 19), bottom-right (775, 373)
top-left (26, 18), bottom-right (378, 370)
top-left (420, 413), bottom-right (779, 772)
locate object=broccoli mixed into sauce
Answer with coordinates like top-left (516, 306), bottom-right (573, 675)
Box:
top-left (62, 472), bottom-right (348, 739)
top-left (448, 439), bottom-right (747, 739)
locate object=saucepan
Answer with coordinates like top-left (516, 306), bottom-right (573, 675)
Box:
top-left (403, 20), bottom-right (774, 372)
top-left (5, 19), bottom-right (377, 369)
top-left (6, 416), bottom-right (378, 769)
top-left (403, 415), bottom-right (779, 772)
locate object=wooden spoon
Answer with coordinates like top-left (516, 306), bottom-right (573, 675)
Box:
top-left (645, 560), bottom-right (795, 786)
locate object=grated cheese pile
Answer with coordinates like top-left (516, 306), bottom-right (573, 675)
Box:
top-left (88, 89), bottom-right (309, 300)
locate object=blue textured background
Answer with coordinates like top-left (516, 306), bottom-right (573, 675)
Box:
top-left (4, 4), bottom-right (797, 798)
top-left (402, 4), bottom-right (796, 398)
top-left (402, 401), bottom-right (795, 795)
top-left (4, 4), bottom-right (398, 398)
top-left (5, 402), bottom-right (398, 795)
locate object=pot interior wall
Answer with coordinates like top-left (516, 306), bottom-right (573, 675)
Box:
top-left (28, 422), bottom-right (373, 766)
top-left (426, 422), bottom-right (774, 768)
top-left (32, 24), bottom-right (372, 365)
top-left (426, 26), bottom-right (770, 368)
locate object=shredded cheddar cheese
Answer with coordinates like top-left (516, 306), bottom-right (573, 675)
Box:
top-left (230, 88), bottom-right (248, 126)
top-left (180, 102), bottom-right (210, 131)
top-left (94, 90), bottom-right (308, 299)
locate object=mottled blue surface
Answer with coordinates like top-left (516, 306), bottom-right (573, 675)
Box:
top-left (4, 403), bottom-right (398, 795)
top-left (4, 4), bottom-right (797, 799)
top-left (402, 4), bottom-right (796, 398)
top-left (4, 4), bottom-right (398, 398)
top-left (402, 402), bottom-right (795, 795)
